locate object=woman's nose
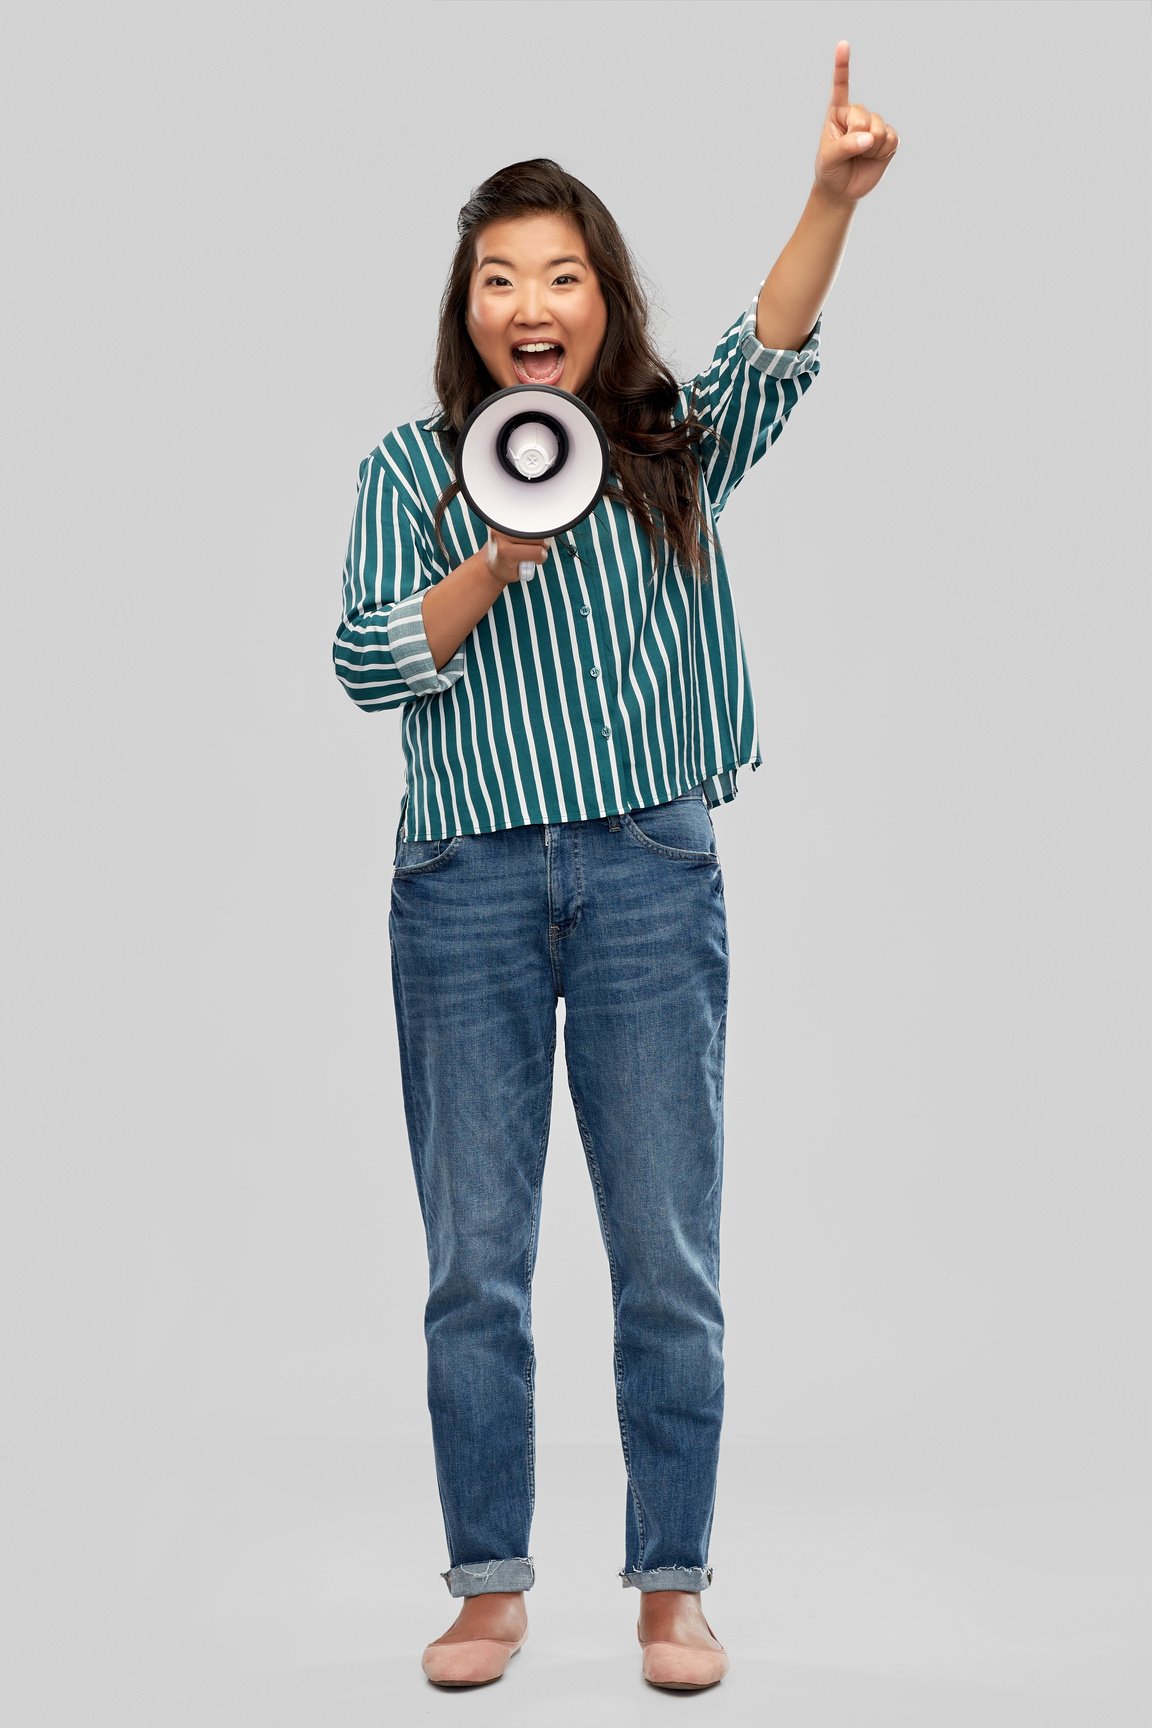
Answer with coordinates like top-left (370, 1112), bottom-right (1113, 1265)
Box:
top-left (516, 285), bottom-right (546, 323)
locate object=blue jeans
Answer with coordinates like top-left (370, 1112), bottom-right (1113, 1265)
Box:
top-left (388, 785), bottom-right (729, 1598)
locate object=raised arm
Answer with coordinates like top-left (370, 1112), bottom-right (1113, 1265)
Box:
top-left (756, 39), bottom-right (899, 352)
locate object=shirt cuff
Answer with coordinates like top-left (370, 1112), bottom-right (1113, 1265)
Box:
top-left (385, 588), bottom-right (465, 696)
top-left (738, 281), bottom-right (822, 380)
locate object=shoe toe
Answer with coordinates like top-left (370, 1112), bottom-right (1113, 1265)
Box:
top-left (640, 1638), bottom-right (729, 1689)
top-left (421, 1634), bottom-right (525, 1686)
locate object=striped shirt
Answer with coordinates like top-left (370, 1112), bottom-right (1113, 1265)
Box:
top-left (333, 280), bottom-right (822, 841)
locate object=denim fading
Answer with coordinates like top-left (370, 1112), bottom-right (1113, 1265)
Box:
top-left (387, 785), bottom-right (729, 1597)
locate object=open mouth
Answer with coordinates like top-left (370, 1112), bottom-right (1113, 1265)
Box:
top-left (511, 342), bottom-right (565, 384)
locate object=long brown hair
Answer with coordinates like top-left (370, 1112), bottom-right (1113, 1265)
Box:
top-left (429, 159), bottom-right (716, 583)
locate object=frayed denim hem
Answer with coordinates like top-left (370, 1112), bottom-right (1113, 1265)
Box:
top-left (619, 1564), bottom-right (713, 1592)
top-left (441, 1556), bottom-right (535, 1597)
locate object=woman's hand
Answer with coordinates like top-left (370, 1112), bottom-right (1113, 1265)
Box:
top-left (486, 530), bottom-right (551, 586)
top-left (814, 40), bottom-right (899, 205)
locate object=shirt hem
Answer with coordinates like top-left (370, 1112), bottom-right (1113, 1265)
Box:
top-left (400, 755), bottom-right (763, 842)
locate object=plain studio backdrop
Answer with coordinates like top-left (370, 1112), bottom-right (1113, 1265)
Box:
top-left (1, 2), bottom-right (1148, 1724)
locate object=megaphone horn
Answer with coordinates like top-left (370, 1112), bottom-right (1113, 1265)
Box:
top-left (454, 385), bottom-right (611, 546)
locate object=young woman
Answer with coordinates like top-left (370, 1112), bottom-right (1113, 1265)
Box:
top-left (332, 43), bottom-right (897, 1691)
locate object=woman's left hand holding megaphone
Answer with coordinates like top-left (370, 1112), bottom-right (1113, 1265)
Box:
top-left (486, 529), bottom-right (551, 587)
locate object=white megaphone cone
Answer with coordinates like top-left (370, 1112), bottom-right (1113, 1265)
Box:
top-left (454, 385), bottom-right (610, 581)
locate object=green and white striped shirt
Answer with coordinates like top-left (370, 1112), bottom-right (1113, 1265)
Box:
top-left (333, 282), bottom-right (822, 841)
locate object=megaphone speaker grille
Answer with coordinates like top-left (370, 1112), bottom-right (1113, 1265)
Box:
top-left (497, 411), bottom-right (569, 483)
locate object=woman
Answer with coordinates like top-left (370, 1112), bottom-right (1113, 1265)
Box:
top-left (332, 43), bottom-right (897, 1690)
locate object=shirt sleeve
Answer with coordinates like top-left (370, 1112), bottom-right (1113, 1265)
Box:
top-left (332, 451), bottom-right (466, 711)
top-left (686, 280), bottom-right (823, 518)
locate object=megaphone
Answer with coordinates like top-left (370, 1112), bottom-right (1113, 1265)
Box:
top-left (454, 385), bottom-right (611, 580)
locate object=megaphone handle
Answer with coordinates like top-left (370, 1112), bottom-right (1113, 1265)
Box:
top-left (518, 561), bottom-right (536, 582)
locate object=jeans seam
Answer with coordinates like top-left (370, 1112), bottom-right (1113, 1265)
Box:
top-left (524, 1016), bottom-right (557, 1521)
top-left (442, 1556), bottom-right (536, 1596)
top-left (620, 1562), bottom-right (714, 1589)
top-left (620, 823), bottom-right (716, 863)
top-left (575, 822), bottom-right (585, 924)
top-left (566, 1080), bottom-right (648, 1563)
top-left (391, 915), bottom-right (461, 1565)
top-left (392, 834), bottom-right (462, 876)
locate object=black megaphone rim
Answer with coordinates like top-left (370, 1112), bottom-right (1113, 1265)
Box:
top-left (495, 410), bottom-right (570, 484)
top-left (454, 384), bottom-right (611, 539)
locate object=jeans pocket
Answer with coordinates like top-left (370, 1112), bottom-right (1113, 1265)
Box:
top-left (620, 788), bottom-right (716, 862)
top-left (392, 834), bottom-right (463, 876)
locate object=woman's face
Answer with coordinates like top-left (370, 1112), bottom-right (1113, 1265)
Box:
top-left (465, 212), bottom-right (608, 395)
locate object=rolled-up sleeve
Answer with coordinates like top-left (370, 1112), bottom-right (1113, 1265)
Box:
top-left (687, 281), bottom-right (823, 518)
top-left (332, 451), bottom-right (466, 711)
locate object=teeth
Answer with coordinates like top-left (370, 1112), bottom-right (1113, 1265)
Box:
top-left (514, 343), bottom-right (560, 353)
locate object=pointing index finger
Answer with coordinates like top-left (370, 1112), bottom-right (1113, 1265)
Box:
top-left (830, 39), bottom-right (850, 123)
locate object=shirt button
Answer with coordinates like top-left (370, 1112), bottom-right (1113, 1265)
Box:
top-left (580, 605), bottom-right (590, 617)
top-left (589, 666), bottom-right (599, 678)
top-left (601, 725), bottom-right (611, 738)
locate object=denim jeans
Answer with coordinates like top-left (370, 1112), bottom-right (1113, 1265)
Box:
top-left (387, 784), bottom-right (729, 1598)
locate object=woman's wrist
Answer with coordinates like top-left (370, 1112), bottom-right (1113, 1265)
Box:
top-left (484, 536), bottom-right (512, 589)
top-left (422, 546), bottom-right (507, 670)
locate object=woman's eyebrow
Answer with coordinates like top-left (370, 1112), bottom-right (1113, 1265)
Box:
top-left (477, 255), bottom-right (586, 269)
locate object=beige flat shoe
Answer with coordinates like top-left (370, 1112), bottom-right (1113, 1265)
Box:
top-left (421, 1626), bottom-right (528, 1686)
top-left (637, 1617), bottom-right (729, 1689)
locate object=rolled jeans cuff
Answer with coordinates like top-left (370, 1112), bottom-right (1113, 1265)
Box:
top-left (441, 1556), bottom-right (535, 1597)
top-left (619, 1564), bottom-right (713, 1592)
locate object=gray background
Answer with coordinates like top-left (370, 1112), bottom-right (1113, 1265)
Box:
top-left (2, 1), bottom-right (1148, 1723)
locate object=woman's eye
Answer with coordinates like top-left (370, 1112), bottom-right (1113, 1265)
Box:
top-left (482, 274), bottom-right (579, 287)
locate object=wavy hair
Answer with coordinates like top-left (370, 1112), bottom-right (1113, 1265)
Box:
top-left (429, 159), bottom-right (716, 583)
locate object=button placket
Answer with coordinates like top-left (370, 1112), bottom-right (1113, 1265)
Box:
top-left (569, 513), bottom-right (623, 775)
